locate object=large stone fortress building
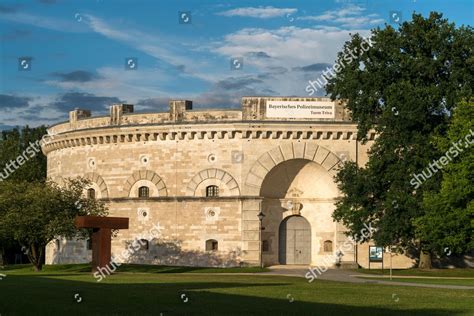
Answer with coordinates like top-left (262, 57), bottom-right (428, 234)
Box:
top-left (43, 97), bottom-right (414, 268)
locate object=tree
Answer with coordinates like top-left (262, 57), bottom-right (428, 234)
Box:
top-left (0, 126), bottom-right (48, 183)
top-left (0, 179), bottom-right (108, 271)
top-left (326, 12), bottom-right (473, 267)
top-left (414, 99), bottom-right (474, 257)
top-left (0, 126), bottom-right (48, 264)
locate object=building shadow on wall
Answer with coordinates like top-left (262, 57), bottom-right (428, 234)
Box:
top-left (260, 159), bottom-right (309, 198)
top-left (122, 238), bottom-right (245, 268)
top-left (50, 238), bottom-right (92, 265)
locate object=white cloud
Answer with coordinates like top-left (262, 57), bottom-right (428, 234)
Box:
top-left (214, 26), bottom-right (371, 69)
top-left (83, 15), bottom-right (194, 68)
top-left (81, 15), bottom-right (235, 84)
top-left (217, 6), bottom-right (297, 19)
top-left (0, 11), bottom-right (86, 33)
top-left (297, 5), bottom-right (383, 27)
top-left (207, 25), bottom-right (373, 98)
top-left (44, 24), bottom-right (373, 111)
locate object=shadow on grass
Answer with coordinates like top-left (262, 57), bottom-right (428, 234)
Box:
top-left (1, 263), bottom-right (268, 276)
top-left (0, 274), bottom-right (470, 316)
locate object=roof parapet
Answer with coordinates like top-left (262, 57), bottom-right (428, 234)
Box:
top-left (110, 104), bottom-right (134, 125)
top-left (169, 100), bottom-right (192, 122)
top-left (69, 109), bottom-right (91, 129)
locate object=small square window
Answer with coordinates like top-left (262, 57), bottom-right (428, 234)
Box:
top-left (323, 240), bottom-right (333, 252)
top-left (138, 186), bottom-right (149, 198)
top-left (206, 185), bottom-right (219, 197)
top-left (206, 239), bottom-right (218, 251)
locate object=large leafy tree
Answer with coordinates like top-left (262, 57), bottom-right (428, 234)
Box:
top-left (0, 179), bottom-right (108, 271)
top-left (414, 99), bottom-right (474, 257)
top-left (326, 12), bottom-right (473, 267)
top-left (0, 126), bottom-right (48, 264)
top-left (0, 126), bottom-right (48, 182)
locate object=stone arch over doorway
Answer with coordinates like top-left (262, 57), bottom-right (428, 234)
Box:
top-left (279, 215), bottom-right (311, 265)
top-left (255, 157), bottom-right (340, 266)
top-left (244, 142), bottom-right (343, 196)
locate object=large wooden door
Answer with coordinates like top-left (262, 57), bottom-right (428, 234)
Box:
top-left (279, 216), bottom-right (311, 264)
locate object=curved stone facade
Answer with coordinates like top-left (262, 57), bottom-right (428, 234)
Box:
top-left (43, 97), bottom-right (414, 269)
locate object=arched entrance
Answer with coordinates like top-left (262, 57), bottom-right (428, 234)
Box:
top-left (253, 156), bottom-right (340, 266)
top-left (279, 216), bottom-right (311, 265)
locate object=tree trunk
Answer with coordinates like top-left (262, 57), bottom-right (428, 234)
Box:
top-left (33, 263), bottom-right (43, 272)
top-left (27, 243), bottom-right (43, 272)
top-left (0, 247), bottom-right (4, 266)
top-left (418, 251), bottom-right (432, 269)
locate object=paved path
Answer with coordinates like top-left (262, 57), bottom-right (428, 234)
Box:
top-left (251, 266), bottom-right (474, 290)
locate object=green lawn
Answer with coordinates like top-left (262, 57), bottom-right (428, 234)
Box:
top-left (0, 264), bottom-right (473, 315)
top-left (353, 268), bottom-right (474, 278)
top-left (352, 268), bottom-right (474, 286)
top-left (355, 276), bottom-right (474, 287)
top-left (1, 263), bottom-right (269, 274)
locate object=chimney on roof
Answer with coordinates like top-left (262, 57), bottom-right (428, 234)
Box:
top-left (169, 100), bottom-right (192, 122)
top-left (110, 104), bottom-right (134, 125)
top-left (69, 109), bottom-right (91, 129)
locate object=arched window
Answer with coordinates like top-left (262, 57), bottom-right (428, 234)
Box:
top-left (138, 186), bottom-right (149, 198)
top-left (323, 240), bottom-right (333, 252)
top-left (139, 239), bottom-right (149, 251)
top-left (86, 239), bottom-right (92, 250)
top-left (87, 188), bottom-right (96, 199)
top-left (262, 240), bottom-right (269, 252)
top-left (205, 239), bottom-right (218, 251)
top-left (206, 185), bottom-right (219, 197)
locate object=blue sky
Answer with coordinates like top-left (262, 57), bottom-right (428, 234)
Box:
top-left (0, 0), bottom-right (472, 129)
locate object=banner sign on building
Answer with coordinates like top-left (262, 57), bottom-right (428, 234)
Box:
top-left (266, 100), bottom-right (335, 119)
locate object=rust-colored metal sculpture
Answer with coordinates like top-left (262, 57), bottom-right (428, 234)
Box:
top-left (75, 216), bottom-right (129, 272)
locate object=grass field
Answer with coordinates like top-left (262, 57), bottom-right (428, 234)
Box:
top-left (1, 263), bottom-right (269, 274)
top-left (353, 268), bottom-right (474, 277)
top-left (0, 264), bottom-right (473, 315)
top-left (354, 276), bottom-right (474, 286)
top-left (352, 268), bottom-right (474, 286)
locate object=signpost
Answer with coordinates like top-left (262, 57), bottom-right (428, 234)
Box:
top-left (386, 246), bottom-right (397, 280)
top-left (368, 246), bottom-right (384, 271)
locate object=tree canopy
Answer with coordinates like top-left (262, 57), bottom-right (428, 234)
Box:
top-left (0, 179), bottom-right (108, 271)
top-left (327, 12), bottom-right (473, 267)
top-left (414, 99), bottom-right (474, 256)
top-left (0, 126), bottom-right (48, 183)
